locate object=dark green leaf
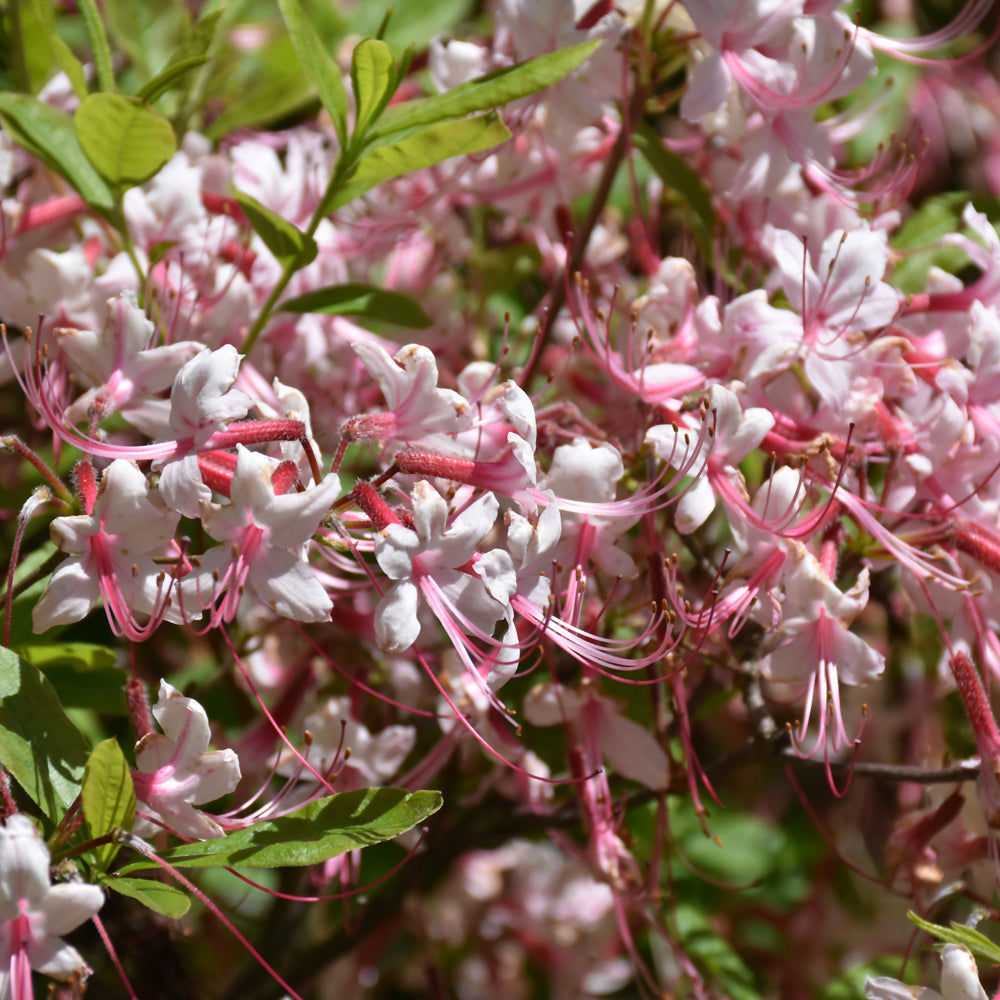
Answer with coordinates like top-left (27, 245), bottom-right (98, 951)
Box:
top-left (0, 646), bottom-right (90, 822)
top-left (350, 38), bottom-right (396, 140)
top-left (105, 876), bottom-right (190, 918)
top-left (125, 788), bottom-right (442, 870)
top-left (0, 94), bottom-right (114, 215)
top-left (82, 738), bottom-right (135, 871)
top-left (75, 94), bottom-right (176, 189)
top-left (633, 122), bottom-right (715, 262)
top-left (327, 112), bottom-right (511, 212)
top-left (278, 0), bottom-right (348, 146)
top-left (234, 190), bottom-right (318, 270)
top-left (375, 39), bottom-right (601, 139)
top-left (280, 283), bottom-right (431, 328)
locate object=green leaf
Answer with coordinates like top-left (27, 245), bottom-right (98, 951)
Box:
top-left (327, 112), bottom-right (511, 212)
top-left (0, 646), bottom-right (90, 822)
top-left (126, 788), bottom-right (442, 871)
top-left (375, 39), bottom-right (601, 139)
top-left (136, 10), bottom-right (222, 104)
top-left (906, 912), bottom-right (1000, 964)
top-left (278, 0), bottom-right (348, 146)
top-left (135, 55), bottom-right (209, 103)
top-left (17, 642), bottom-right (125, 714)
top-left (633, 122), bottom-right (715, 262)
top-left (17, 643), bottom-right (116, 672)
top-left (280, 283), bottom-right (431, 328)
top-left (350, 38), bottom-right (396, 140)
top-left (82, 738), bottom-right (135, 871)
top-left (30, 0), bottom-right (88, 99)
top-left (0, 94), bottom-right (114, 215)
top-left (75, 0), bottom-right (115, 92)
top-left (105, 876), bottom-right (191, 918)
top-left (75, 93), bottom-right (177, 189)
top-left (234, 190), bottom-right (318, 270)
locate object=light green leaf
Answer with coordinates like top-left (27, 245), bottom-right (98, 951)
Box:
top-left (280, 283), bottom-right (431, 328)
top-left (136, 10), bottom-right (221, 105)
top-left (234, 190), bottom-right (318, 270)
top-left (350, 38), bottom-right (396, 140)
top-left (125, 788), bottom-right (442, 871)
top-left (31, 0), bottom-right (88, 99)
top-left (906, 912), bottom-right (1000, 964)
top-left (82, 738), bottom-right (135, 871)
top-left (375, 39), bottom-right (601, 139)
top-left (75, 0), bottom-right (115, 92)
top-left (633, 122), bottom-right (715, 262)
top-left (327, 112), bottom-right (510, 212)
top-left (105, 876), bottom-right (191, 918)
top-left (16, 643), bottom-right (116, 672)
top-left (75, 94), bottom-right (177, 189)
top-left (0, 94), bottom-right (114, 215)
top-left (135, 55), bottom-right (209, 103)
top-left (0, 646), bottom-right (90, 822)
top-left (278, 0), bottom-right (348, 146)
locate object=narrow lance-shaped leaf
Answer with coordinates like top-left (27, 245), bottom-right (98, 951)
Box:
top-left (278, 0), bottom-right (348, 146)
top-left (374, 38), bottom-right (601, 139)
top-left (351, 38), bottom-right (397, 140)
top-left (31, 0), bottom-right (88, 99)
top-left (0, 646), bottom-right (90, 823)
top-left (280, 283), bottom-right (432, 328)
top-left (234, 190), bottom-right (318, 270)
top-left (82, 738), bottom-right (136, 872)
top-left (75, 94), bottom-right (177, 190)
top-left (136, 10), bottom-right (223, 105)
top-left (907, 912), bottom-right (1000, 964)
top-left (104, 876), bottom-right (191, 919)
top-left (0, 94), bottom-right (115, 216)
top-left (122, 788), bottom-right (442, 870)
top-left (326, 112), bottom-right (511, 213)
top-left (633, 122), bottom-right (715, 263)
top-left (75, 0), bottom-right (115, 92)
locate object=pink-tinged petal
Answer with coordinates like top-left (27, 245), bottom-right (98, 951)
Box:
top-left (0, 817), bottom-right (51, 911)
top-left (547, 440), bottom-right (624, 503)
top-left (474, 548), bottom-right (518, 605)
top-left (168, 345), bottom-right (251, 441)
top-left (32, 559), bottom-right (100, 632)
top-left (940, 944), bottom-right (989, 1000)
top-left (48, 514), bottom-right (98, 556)
top-left (411, 481), bottom-right (449, 547)
top-left (375, 524), bottom-right (422, 580)
top-left (262, 472), bottom-right (342, 550)
top-left (864, 978), bottom-right (939, 1000)
top-left (26, 937), bottom-right (91, 982)
top-left (674, 475), bottom-right (715, 535)
top-left (680, 50), bottom-right (731, 122)
top-left (375, 580), bottom-right (421, 652)
top-left (188, 748), bottom-right (241, 805)
top-left (151, 681), bottom-right (211, 760)
top-left (159, 453), bottom-right (212, 518)
top-left (250, 548), bottom-right (332, 623)
top-left (599, 709), bottom-right (670, 791)
top-left (132, 732), bottom-right (176, 772)
top-left (827, 626), bottom-right (884, 686)
top-left (35, 884), bottom-right (105, 937)
top-left (435, 491), bottom-right (499, 568)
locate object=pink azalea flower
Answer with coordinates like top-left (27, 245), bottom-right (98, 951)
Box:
top-left (0, 814), bottom-right (104, 998)
top-left (132, 680), bottom-right (242, 840)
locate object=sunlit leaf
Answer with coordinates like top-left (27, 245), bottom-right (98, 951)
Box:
top-left (105, 876), bottom-right (191, 918)
top-left (374, 39), bottom-right (600, 138)
top-left (82, 738), bottom-right (135, 872)
top-left (0, 646), bottom-right (89, 822)
top-left (280, 283), bottom-right (431, 328)
top-left (75, 93), bottom-right (177, 189)
top-left (327, 112), bottom-right (510, 212)
top-left (234, 190), bottom-right (318, 270)
top-left (350, 38), bottom-right (396, 140)
top-left (0, 94), bottom-right (114, 215)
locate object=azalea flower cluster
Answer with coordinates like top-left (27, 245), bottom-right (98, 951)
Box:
top-left (3, 0), bottom-right (1000, 996)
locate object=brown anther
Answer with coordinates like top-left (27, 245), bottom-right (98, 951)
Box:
top-left (303, 730), bottom-right (314, 745)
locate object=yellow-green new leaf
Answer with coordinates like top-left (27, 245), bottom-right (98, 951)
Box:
top-left (75, 94), bottom-right (177, 189)
top-left (82, 738), bottom-right (135, 872)
top-left (351, 38), bottom-right (396, 140)
top-left (327, 112), bottom-right (510, 212)
top-left (105, 876), bottom-right (191, 919)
